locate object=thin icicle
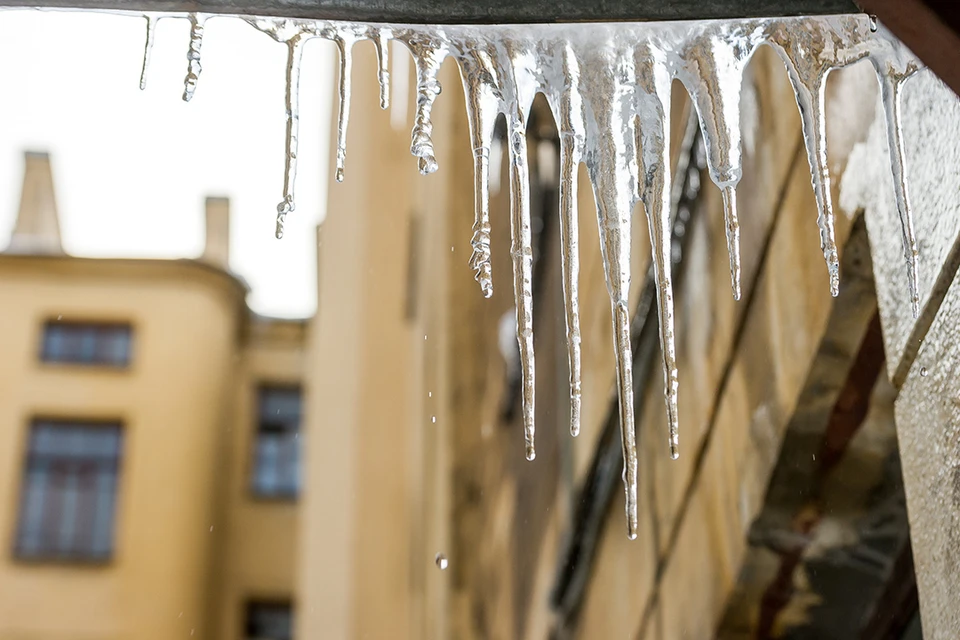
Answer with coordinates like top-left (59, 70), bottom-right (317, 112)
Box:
top-left (637, 51), bottom-right (681, 459)
top-left (878, 71), bottom-right (921, 317)
top-left (676, 26), bottom-right (761, 300)
top-left (139, 15), bottom-right (157, 91)
top-left (767, 22), bottom-right (848, 297)
top-left (374, 29), bottom-right (391, 110)
top-left (334, 37), bottom-right (354, 183)
top-left (580, 40), bottom-right (641, 538)
top-left (506, 113), bottom-right (537, 462)
top-left (408, 37), bottom-right (446, 175)
top-left (182, 13), bottom-right (206, 102)
top-left (555, 43), bottom-right (584, 438)
top-left (275, 37), bottom-right (304, 239)
top-left (459, 44), bottom-right (502, 299)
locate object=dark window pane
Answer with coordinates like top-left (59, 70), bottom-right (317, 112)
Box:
top-left (246, 601), bottom-right (293, 640)
top-left (15, 420), bottom-right (123, 562)
top-left (40, 321), bottom-right (132, 366)
top-left (252, 387), bottom-right (301, 498)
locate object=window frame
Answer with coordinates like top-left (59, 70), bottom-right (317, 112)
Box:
top-left (249, 384), bottom-right (302, 501)
top-left (12, 418), bottom-right (125, 565)
top-left (244, 598), bottom-right (294, 640)
top-left (39, 319), bottom-right (134, 368)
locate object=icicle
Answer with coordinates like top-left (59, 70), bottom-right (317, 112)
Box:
top-left (506, 112), bottom-right (537, 461)
top-left (636, 50), bottom-right (681, 459)
top-left (275, 37), bottom-right (304, 240)
top-left (182, 13), bottom-right (206, 102)
top-left (459, 44), bottom-right (503, 299)
top-left (555, 43), bottom-right (584, 438)
top-left (334, 36), bottom-right (354, 183)
top-left (767, 23), bottom-right (845, 296)
top-left (390, 39), bottom-right (410, 131)
top-left (407, 37), bottom-right (446, 175)
top-left (139, 15), bottom-right (157, 91)
top-left (878, 71), bottom-right (921, 317)
top-left (676, 27), bottom-right (761, 301)
top-left (580, 42), bottom-right (641, 538)
top-left (374, 29), bottom-right (391, 110)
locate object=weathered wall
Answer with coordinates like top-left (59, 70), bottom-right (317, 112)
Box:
top-left (841, 69), bottom-right (960, 640)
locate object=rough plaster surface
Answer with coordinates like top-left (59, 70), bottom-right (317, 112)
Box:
top-left (896, 270), bottom-right (960, 640)
top-left (840, 70), bottom-right (960, 382)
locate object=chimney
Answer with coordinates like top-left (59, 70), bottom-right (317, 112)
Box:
top-left (202, 196), bottom-right (231, 268)
top-left (7, 151), bottom-right (63, 255)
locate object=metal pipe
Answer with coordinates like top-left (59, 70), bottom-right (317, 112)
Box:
top-left (0, 0), bottom-right (860, 23)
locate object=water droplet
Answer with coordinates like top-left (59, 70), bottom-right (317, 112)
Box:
top-left (431, 416), bottom-right (436, 423)
top-left (869, 15), bottom-right (878, 32)
top-left (920, 366), bottom-right (929, 377)
top-left (428, 391), bottom-right (432, 398)
top-left (435, 553), bottom-right (448, 570)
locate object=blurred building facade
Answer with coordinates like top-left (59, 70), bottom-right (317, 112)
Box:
top-left (0, 153), bottom-right (301, 639)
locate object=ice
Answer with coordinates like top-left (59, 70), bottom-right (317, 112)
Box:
top-left (176, 12), bottom-right (919, 537)
top-left (138, 14), bottom-right (157, 90)
top-left (182, 12), bottom-right (205, 102)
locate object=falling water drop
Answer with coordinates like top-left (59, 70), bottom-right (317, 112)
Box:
top-left (435, 553), bottom-right (448, 570)
top-left (920, 366), bottom-right (929, 377)
top-left (139, 15), bottom-right (157, 90)
top-left (182, 13), bottom-right (206, 102)
top-left (869, 15), bottom-right (879, 32)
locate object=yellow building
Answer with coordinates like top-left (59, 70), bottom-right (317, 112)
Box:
top-left (0, 152), bottom-right (301, 639)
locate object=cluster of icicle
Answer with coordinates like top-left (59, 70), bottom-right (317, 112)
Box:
top-left (139, 11), bottom-right (922, 539)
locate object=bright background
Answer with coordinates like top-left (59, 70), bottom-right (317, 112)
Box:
top-left (0, 10), bottom-right (334, 318)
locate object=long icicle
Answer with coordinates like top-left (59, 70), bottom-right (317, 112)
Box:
top-left (639, 56), bottom-right (681, 459)
top-left (275, 36), bottom-right (304, 239)
top-left (507, 112), bottom-right (537, 461)
top-left (334, 37), bottom-right (353, 183)
top-left (374, 29), bottom-right (390, 110)
top-left (139, 15), bottom-right (157, 90)
top-left (557, 43), bottom-right (583, 438)
top-left (768, 28), bottom-right (843, 297)
top-left (879, 72), bottom-right (921, 317)
top-left (459, 47), bottom-right (501, 299)
top-left (182, 13), bottom-right (206, 102)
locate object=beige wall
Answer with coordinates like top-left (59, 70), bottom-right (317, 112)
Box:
top-left (217, 317), bottom-right (304, 639)
top-left (0, 256), bottom-right (244, 640)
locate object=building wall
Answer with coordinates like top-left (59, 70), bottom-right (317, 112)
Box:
top-left (0, 256), bottom-right (244, 640)
top-left (217, 317), bottom-right (305, 639)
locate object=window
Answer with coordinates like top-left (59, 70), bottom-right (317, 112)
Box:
top-left (41, 321), bottom-right (132, 366)
top-left (246, 601), bottom-right (293, 640)
top-left (252, 386), bottom-right (301, 498)
top-left (15, 420), bottom-right (123, 562)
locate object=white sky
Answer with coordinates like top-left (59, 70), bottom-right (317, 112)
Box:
top-left (0, 10), bottom-right (334, 318)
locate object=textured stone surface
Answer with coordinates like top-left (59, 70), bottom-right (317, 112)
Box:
top-left (841, 70), bottom-right (960, 385)
top-left (896, 268), bottom-right (960, 640)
